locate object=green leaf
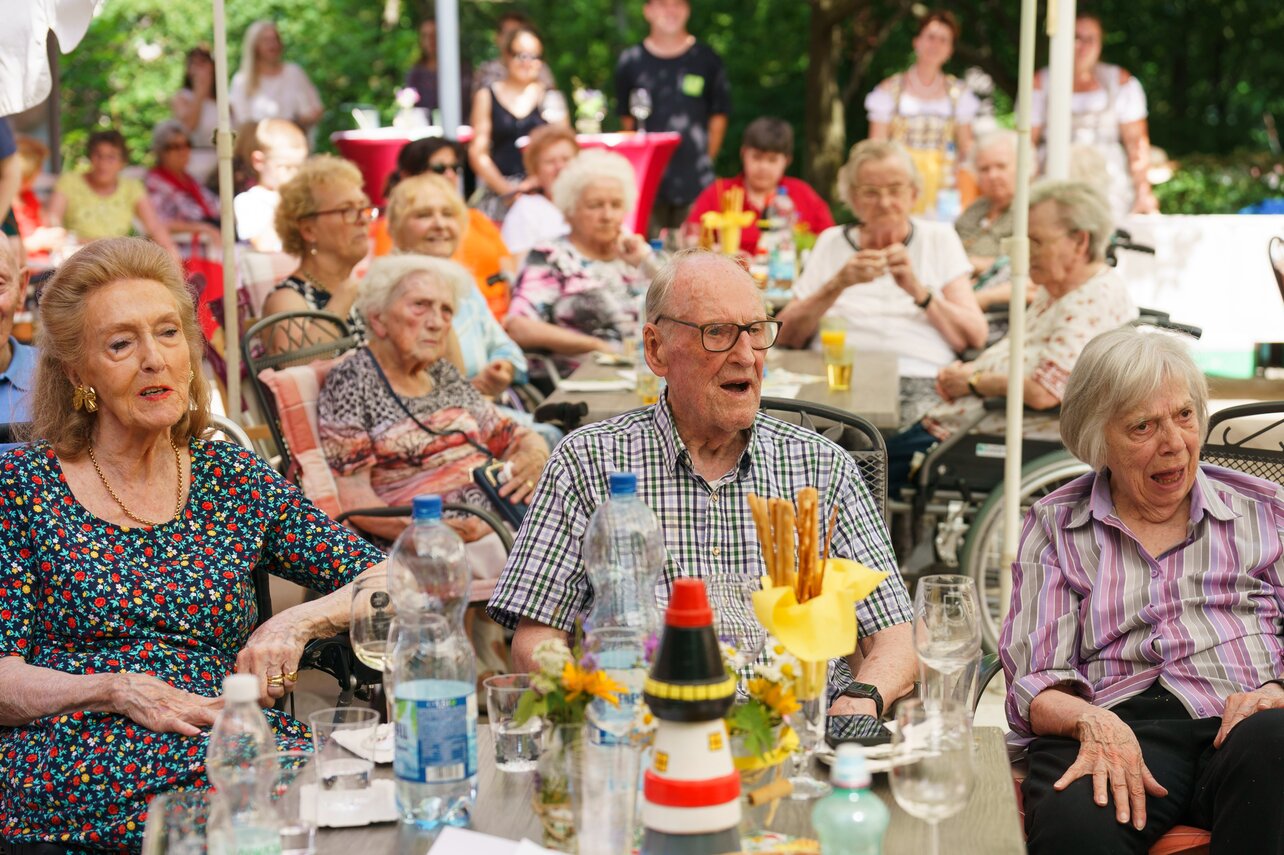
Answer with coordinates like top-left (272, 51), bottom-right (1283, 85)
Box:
top-left (514, 689), bottom-right (540, 726)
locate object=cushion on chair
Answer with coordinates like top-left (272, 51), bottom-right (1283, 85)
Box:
top-left (237, 249), bottom-right (300, 317)
top-left (256, 357), bottom-right (346, 518)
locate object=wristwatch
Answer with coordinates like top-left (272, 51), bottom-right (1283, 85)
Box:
top-left (916, 289), bottom-right (934, 310)
top-left (840, 681), bottom-right (885, 719)
top-left (968, 370), bottom-right (984, 397)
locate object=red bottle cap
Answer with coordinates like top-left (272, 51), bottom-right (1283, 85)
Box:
top-left (666, 578), bottom-right (713, 628)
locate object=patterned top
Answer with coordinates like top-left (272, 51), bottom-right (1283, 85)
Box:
top-left (1001, 464), bottom-right (1284, 742)
top-left (318, 350), bottom-right (531, 541)
top-left (954, 198), bottom-right (1015, 261)
top-left (54, 172), bottom-right (146, 240)
top-left (486, 393), bottom-right (912, 640)
top-left (0, 439), bottom-right (383, 849)
top-left (272, 274), bottom-right (368, 343)
top-left (508, 237), bottom-right (651, 375)
top-left (144, 168), bottom-right (221, 226)
top-left (922, 267), bottom-right (1138, 440)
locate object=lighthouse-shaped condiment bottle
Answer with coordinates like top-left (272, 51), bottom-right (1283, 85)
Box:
top-left (640, 578), bottom-right (742, 855)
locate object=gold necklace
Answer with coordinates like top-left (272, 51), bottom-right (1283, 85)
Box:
top-left (87, 438), bottom-right (184, 527)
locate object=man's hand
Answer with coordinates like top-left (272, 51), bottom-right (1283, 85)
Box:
top-left (1055, 707), bottom-right (1168, 830)
top-left (471, 359), bottom-right (515, 397)
top-left (828, 695), bottom-right (878, 717)
top-left (1215, 683), bottom-right (1284, 748)
top-left (111, 673), bottom-right (223, 736)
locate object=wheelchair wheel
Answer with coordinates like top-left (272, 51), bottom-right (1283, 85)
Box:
top-left (960, 450), bottom-right (1090, 652)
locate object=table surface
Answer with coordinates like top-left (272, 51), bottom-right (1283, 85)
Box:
top-left (316, 726), bottom-right (1024, 854)
top-left (542, 348), bottom-right (901, 432)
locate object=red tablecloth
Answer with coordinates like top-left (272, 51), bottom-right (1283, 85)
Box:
top-left (331, 129), bottom-right (680, 234)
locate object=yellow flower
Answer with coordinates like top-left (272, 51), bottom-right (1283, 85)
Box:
top-left (561, 661), bottom-right (627, 706)
top-left (747, 678), bottom-right (801, 718)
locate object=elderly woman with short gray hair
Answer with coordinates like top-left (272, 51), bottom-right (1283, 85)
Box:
top-left (318, 254), bottom-right (549, 544)
top-left (505, 149), bottom-right (662, 374)
top-left (1000, 325), bottom-right (1284, 854)
top-left (882, 179), bottom-right (1137, 489)
top-left (778, 138), bottom-right (986, 426)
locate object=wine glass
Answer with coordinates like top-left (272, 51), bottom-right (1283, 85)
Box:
top-left (889, 700), bottom-right (975, 855)
top-left (707, 574), bottom-right (766, 671)
top-left (628, 88), bottom-right (652, 133)
top-left (912, 575), bottom-right (981, 713)
top-left (351, 573), bottom-right (395, 673)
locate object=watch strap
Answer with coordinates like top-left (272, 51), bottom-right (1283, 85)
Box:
top-left (841, 681), bottom-right (885, 719)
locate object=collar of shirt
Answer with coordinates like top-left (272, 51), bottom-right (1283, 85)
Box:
top-left (1071, 465), bottom-right (1239, 530)
top-left (651, 390), bottom-right (755, 485)
top-left (0, 338), bottom-right (34, 391)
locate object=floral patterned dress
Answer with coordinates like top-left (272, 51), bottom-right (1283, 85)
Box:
top-left (0, 439), bottom-right (383, 852)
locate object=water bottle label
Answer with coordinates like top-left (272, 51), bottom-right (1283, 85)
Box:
top-left (394, 689), bottom-right (478, 782)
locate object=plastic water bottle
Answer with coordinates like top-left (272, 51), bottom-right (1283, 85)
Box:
top-left (387, 495), bottom-right (471, 625)
top-left (767, 187), bottom-right (798, 289)
top-left (389, 611), bottom-right (479, 832)
top-left (935, 141), bottom-right (962, 223)
top-left (206, 674), bottom-right (281, 855)
top-left (811, 744), bottom-right (890, 854)
top-left (583, 472), bottom-right (667, 633)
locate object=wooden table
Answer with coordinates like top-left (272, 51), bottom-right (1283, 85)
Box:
top-left (543, 349), bottom-right (901, 431)
top-left (317, 726), bottom-right (1024, 853)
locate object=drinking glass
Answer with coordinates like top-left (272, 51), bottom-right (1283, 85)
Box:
top-left (308, 707), bottom-right (378, 807)
top-left (485, 674), bottom-right (544, 772)
top-left (261, 750), bottom-right (317, 855)
top-left (141, 790), bottom-right (210, 855)
top-left (628, 88), bottom-right (652, 132)
top-left (350, 573), bottom-right (395, 674)
top-left (913, 575), bottom-right (982, 713)
top-left (889, 700), bottom-right (975, 855)
top-left (823, 344), bottom-right (854, 392)
top-left (707, 574), bottom-right (766, 670)
top-left (787, 659), bottom-right (831, 800)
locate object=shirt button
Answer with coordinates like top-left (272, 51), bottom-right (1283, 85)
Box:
top-left (709, 494), bottom-right (718, 504)
top-left (711, 546), bottom-right (721, 557)
top-left (1150, 568), bottom-right (1160, 578)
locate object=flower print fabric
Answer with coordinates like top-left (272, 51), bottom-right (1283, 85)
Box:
top-left (0, 438), bottom-right (383, 851)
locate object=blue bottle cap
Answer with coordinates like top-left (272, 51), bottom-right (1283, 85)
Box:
top-left (648, 238), bottom-right (665, 252)
top-left (412, 494), bottom-right (443, 520)
top-left (831, 743), bottom-right (871, 789)
top-left (777, 185), bottom-right (790, 197)
top-left (608, 472), bottom-right (637, 496)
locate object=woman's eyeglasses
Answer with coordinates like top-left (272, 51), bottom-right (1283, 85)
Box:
top-left (301, 205), bottom-right (379, 224)
top-left (427, 163), bottom-right (460, 175)
top-left (510, 52), bottom-right (543, 62)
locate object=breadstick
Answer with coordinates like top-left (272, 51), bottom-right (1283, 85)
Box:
top-left (777, 499), bottom-right (797, 594)
top-left (748, 494), bottom-right (776, 584)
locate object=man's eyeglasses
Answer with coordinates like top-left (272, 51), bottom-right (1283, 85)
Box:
top-left (656, 316), bottom-right (782, 353)
top-left (301, 205), bottom-right (379, 224)
top-left (427, 162), bottom-right (460, 175)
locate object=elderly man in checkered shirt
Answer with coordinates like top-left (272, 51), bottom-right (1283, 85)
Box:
top-left (488, 251), bottom-right (916, 725)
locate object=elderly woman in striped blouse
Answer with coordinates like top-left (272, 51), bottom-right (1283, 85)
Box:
top-left (1000, 326), bottom-right (1284, 855)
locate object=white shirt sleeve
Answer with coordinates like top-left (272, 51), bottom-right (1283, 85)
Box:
top-left (792, 226), bottom-right (851, 301)
top-left (864, 86), bottom-right (897, 124)
top-left (1115, 75), bottom-right (1148, 124)
top-left (916, 221), bottom-right (973, 288)
top-left (229, 72), bottom-right (249, 126)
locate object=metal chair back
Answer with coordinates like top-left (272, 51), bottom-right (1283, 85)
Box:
top-left (241, 310), bottom-right (359, 471)
top-left (1202, 401), bottom-right (1284, 485)
top-left (759, 397), bottom-right (888, 522)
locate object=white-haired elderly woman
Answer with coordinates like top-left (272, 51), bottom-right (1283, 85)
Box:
top-left (999, 326), bottom-right (1284, 854)
top-left (318, 254), bottom-right (550, 544)
top-left (883, 180), bottom-right (1137, 489)
top-left (777, 139), bottom-right (987, 426)
top-left (504, 149), bottom-right (662, 374)
top-left (143, 119), bottom-right (223, 250)
top-left (955, 130), bottom-right (1019, 296)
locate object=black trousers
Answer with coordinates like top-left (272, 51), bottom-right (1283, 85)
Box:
top-left (1023, 683), bottom-right (1284, 855)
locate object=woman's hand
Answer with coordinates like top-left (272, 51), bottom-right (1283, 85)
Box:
top-left (1214, 683), bottom-right (1284, 748)
top-left (500, 444), bottom-right (550, 504)
top-left (235, 611), bottom-right (311, 705)
top-left (618, 233), bottom-right (652, 268)
top-left (833, 249), bottom-right (888, 291)
top-left (935, 360), bottom-right (974, 403)
top-left (1131, 186), bottom-right (1159, 215)
top-left (112, 672), bottom-right (223, 737)
top-left (885, 244), bottom-right (924, 297)
top-left (1055, 707), bottom-right (1168, 830)
top-left (472, 359), bottom-right (515, 397)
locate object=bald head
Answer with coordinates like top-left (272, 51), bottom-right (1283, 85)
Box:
top-left (0, 237), bottom-right (22, 281)
top-left (0, 237), bottom-right (29, 349)
top-left (645, 250), bottom-right (762, 324)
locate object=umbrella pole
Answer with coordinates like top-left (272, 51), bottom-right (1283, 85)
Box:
top-left (436, 0), bottom-right (462, 140)
top-left (1045, 0), bottom-right (1076, 179)
top-left (212, 0), bottom-right (240, 419)
top-left (1001, 0), bottom-right (1039, 621)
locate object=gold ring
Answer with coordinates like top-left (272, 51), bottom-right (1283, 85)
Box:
top-left (526, 480), bottom-right (535, 489)
top-left (266, 674), bottom-right (284, 686)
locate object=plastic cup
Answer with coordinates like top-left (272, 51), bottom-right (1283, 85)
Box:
top-left (308, 707), bottom-right (378, 802)
top-left (484, 674), bottom-right (544, 773)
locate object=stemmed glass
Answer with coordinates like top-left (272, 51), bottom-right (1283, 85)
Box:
top-left (707, 574), bottom-right (766, 674)
top-left (350, 573), bottom-right (395, 720)
top-left (629, 88), bottom-right (652, 133)
top-left (787, 659), bottom-right (831, 800)
top-left (889, 700), bottom-right (975, 855)
top-left (913, 575), bottom-right (982, 713)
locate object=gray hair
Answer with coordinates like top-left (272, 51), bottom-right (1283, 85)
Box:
top-left (644, 249), bottom-right (763, 323)
top-left (355, 253), bottom-right (473, 321)
top-left (551, 149), bottom-right (638, 218)
top-left (837, 139), bottom-right (921, 210)
top-left (151, 119), bottom-right (191, 155)
top-left (1060, 326), bottom-right (1209, 470)
top-left (974, 129), bottom-right (1018, 160)
top-left (1029, 180), bottom-right (1114, 262)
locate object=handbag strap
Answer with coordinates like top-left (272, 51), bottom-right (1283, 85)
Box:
top-left (363, 348), bottom-right (495, 461)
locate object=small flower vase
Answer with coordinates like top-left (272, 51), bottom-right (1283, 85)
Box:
top-left (731, 722), bottom-right (797, 834)
top-left (393, 107), bottom-right (429, 129)
top-left (533, 722), bottom-right (584, 852)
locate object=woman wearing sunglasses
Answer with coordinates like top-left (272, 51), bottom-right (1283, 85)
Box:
top-left (263, 155), bottom-right (376, 350)
top-left (144, 119), bottom-right (222, 251)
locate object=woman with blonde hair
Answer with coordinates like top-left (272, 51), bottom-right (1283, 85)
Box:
top-left (0, 237), bottom-right (385, 850)
top-left (229, 20), bottom-right (323, 130)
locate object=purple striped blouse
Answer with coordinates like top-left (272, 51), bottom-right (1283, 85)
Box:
top-left (1000, 464), bottom-right (1284, 740)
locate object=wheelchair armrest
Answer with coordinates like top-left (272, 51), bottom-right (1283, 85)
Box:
top-left (522, 351), bottom-right (565, 388)
top-left (336, 502), bottom-right (514, 552)
top-left (982, 397), bottom-right (1062, 416)
top-left (974, 652), bottom-right (1003, 713)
